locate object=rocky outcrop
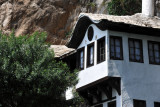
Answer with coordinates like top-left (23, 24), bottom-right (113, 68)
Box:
top-left (0, 0), bottom-right (109, 44)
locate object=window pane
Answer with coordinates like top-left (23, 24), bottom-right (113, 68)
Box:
top-left (115, 39), bottom-right (120, 46)
top-left (80, 51), bottom-right (84, 68)
top-left (129, 40), bottom-right (134, 47)
top-left (136, 55), bottom-right (141, 61)
top-left (116, 52), bottom-right (121, 58)
top-left (90, 47), bottom-right (93, 64)
top-left (154, 51), bottom-right (160, 58)
top-left (130, 54), bottom-right (135, 60)
top-left (149, 43), bottom-right (152, 50)
top-left (111, 38), bottom-right (114, 45)
top-left (111, 52), bottom-right (115, 57)
top-left (149, 49), bottom-right (153, 57)
top-left (116, 46), bottom-right (120, 53)
top-left (150, 56), bottom-right (154, 62)
top-left (135, 41), bottom-right (140, 48)
top-left (155, 58), bottom-right (160, 63)
top-left (135, 48), bottom-right (140, 55)
top-left (130, 48), bottom-right (134, 54)
top-left (111, 46), bottom-right (115, 52)
top-left (154, 44), bottom-right (159, 50)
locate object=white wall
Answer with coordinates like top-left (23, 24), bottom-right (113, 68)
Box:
top-left (76, 24), bottom-right (109, 89)
top-left (108, 31), bottom-right (160, 107)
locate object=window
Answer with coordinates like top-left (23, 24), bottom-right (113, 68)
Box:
top-left (87, 43), bottom-right (94, 67)
top-left (108, 101), bottom-right (116, 107)
top-left (110, 36), bottom-right (123, 60)
top-left (154, 102), bottom-right (160, 107)
top-left (97, 37), bottom-right (105, 63)
top-left (76, 47), bottom-right (84, 70)
top-left (128, 38), bottom-right (143, 62)
top-left (148, 41), bottom-right (160, 64)
top-left (88, 26), bottom-right (94, 41)
top-left (133, 99), bottom-right (146, 107)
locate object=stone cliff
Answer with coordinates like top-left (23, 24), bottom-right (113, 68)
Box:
top-left (0, 0), bottom-right (109, 44)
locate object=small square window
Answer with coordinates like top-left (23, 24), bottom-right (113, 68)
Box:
top-left (133, 99), bottom-right (146, 107)
top-left (87, 42), bottom-right (94, 67)
top-left (97, 37), bottom-right (105, 63)
top-left (128, 38), bottom-right (143, 63)
top-left (76, 47), bottom-right (84, 70)
top-left (110, 36), bottom-right (123, 60)
top-left (148, 41), bottom-right (160, 65)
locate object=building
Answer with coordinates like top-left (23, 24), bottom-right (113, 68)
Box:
top-left (62, 1), bottom-right (160, 107)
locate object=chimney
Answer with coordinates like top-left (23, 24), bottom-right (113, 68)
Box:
top-left (142, 0), bottom-right (155, 17)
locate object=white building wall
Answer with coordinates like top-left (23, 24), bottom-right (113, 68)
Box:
top-left (76, 24), bottom-right (109, 89)
top-left (108, 31), bottom-right (160, 107)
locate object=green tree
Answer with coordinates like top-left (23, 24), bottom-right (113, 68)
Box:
top-left (108, 0), bottom-right (142, 15)
top-left (0, 32), bottom-right (78, 107)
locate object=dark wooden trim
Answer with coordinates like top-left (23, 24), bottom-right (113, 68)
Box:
top-left (109, 36), bottom-right (123, 60)
top-left (97, 36), bottom-right (106, 64)
top-left (93, 97), bottom-right (116, 106)
top-left (87, 42), bottom-right (95, 68)
top-left (77, 47), bottom-right (85, 70)
top-left (76, 76), bottom-right (111, 92)
top-left (128, 38), bottom-right (144, 63)
top-left (148, 41), bottom-right (160, 65)
top-left (133, 99), bottom-right (146, 107)
top-left (108, 100), bottom-right (116, 107)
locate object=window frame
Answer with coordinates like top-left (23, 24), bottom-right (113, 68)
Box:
top-left (76, 47), bottom-right (85, 70)
top-left (133, 99), bottom-right (146, 107)
top-left (97, 36), bottom-right (106, 64)
top-left (87, 42), bottom-right (95, 68)
top-left (154, 102), bottom-right (160, 107)
top-left (148, 41), bottom-right (160, 65)
top-left (109, 36), bottom-right (123, 60)
top-left (128, 38), bottom-right (143, 63)
top-left (108, 100), bottom-right (116, 107)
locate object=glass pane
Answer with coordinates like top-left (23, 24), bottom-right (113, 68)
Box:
top-left (116, 52), bottom-right (120, 58)
top-left (136, 55), bottom-right (141, 61)
top-left (149, 43), bottom-right (152, 50)
top-left (150, 57), bottom-right (154, 62)
top-left (80, 51), bottom-right (84, 68)
top-left (130, 54), bottom-right (135, 60)
top-left (154, 51), bottom-right (160, 57)
top-left (149, 50), bottom-right (153, 56)
top-left (111, 52), bottom-right (115, 57)
top-left (135, 41), bottom-right (140, 48)
top-left (90, 47), bottom-right (93, 64)
top-left (111, 46), bottom-right (115, 52)
top-left (135, 48), bottom-right (140, 55)
top-left (155, 58), bottom-right (160, 63)
top-left (116, 46), bottom-right (120, 53)
top-left (130, 48), bottom-right (134, 54)
top-left (129, 40), bottom-right (134, 47)
top-left (115, 39), bottom-right (120, 46)
top-left (154, 44), bottom-right (159, 50)
top-left (111, 38), bottom-right (114, 45)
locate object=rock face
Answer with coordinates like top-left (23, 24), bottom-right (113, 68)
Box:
top-left (0, 0), bottom-right (109, 44)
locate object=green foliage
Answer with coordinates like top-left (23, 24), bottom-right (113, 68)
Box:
top-left (107, 0), bottom-right (142, 15)
top-left (0, 32), bottom-right (78, 107)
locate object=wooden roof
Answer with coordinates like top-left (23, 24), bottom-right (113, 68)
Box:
top-left (50, 45), bottom-right (75, 58)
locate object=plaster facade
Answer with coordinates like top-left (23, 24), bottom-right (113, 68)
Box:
top-left (76, 24), bottom-right (160, 107)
